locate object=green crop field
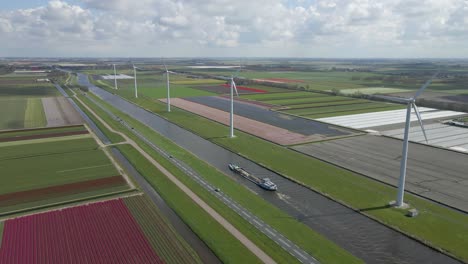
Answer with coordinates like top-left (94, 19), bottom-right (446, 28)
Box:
top-left (264, 96), bottom-right (354, 105)
top-left (283, 102), bottom-right (403, 117)
top-left (0, 137), bottom-right (118, 194)
top-left (242, 91), bottom-right (323, 101)
top-left (242, 90), bottom-right (404, 118)
top-left (96, 73), bottom-right (216, 99)
top-left (24, 98), bottom-right (46, 128)
top-left (0, 97), bottom-right (46, 130)
top-left (0, 73), bottom-right (61, 130)
top-left (284, 99), bottom-right (372, 109)
top-left (0, 98), bottom-right (27, 130)
top-left (0, 77), bottom-right (59, 98)
top-left (124, 195), bottom-right (203, 264)
top-left (171, 79), bottom-right (224, 85)
top-left (0, 135), bottom-right (130, 214)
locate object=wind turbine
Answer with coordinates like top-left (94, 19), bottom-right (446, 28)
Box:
top-left (132, 64), bottom-right (141, 98)
top-left (227, 63), bottom-right (243, 138)
top-left (113, 64), bottom-right (118, 90)
top-left (163, 61), bottom-right (171, 112)
top-left (378, 72), bottom-right (438, 208)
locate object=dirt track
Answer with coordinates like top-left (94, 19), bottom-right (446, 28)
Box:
top-left (168, 98), bottom-right (326, 145)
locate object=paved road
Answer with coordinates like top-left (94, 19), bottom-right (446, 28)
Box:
top-left (294, 134), bottom-right (468, 213)
top-left (187, 96), bottom-right (352, 137)
top-left (78, 74), bottom-right (461, 264)
top-left (54, 82), bottom-right (220, 264)
top-left (85, 93), bottom-right (318, 264)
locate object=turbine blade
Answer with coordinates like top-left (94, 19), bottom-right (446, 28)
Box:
top-left (233, 80), bottom-right (239, 96)
top-left (412, 103), bottom-right (428, 143)
top-left (413, 71), bottom-right (439, 99)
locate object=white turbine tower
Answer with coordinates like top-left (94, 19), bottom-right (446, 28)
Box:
top-left (379, 72), bottom-right (438, 208)
top-left (163, 62), bottom-right (171, 112)
top-left (228, 65), bottom-right (241, 138)
top-left (113, 64), bottom-right (118, 90)
top-left (133, 64), bottom-right (140, 98)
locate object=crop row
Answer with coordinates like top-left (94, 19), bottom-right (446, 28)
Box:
top-left (124, 195), bottom-right (203, 264)
top-left (0, 199), bottom-right (163, 264)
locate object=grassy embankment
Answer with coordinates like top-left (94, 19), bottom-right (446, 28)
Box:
top-left (77, 91), bottom-right (362, 264)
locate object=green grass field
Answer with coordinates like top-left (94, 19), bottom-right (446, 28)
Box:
top-left (0, 97), bottom-right (46, 130)
top-left (124, 195), bottom-right (203, 264)
top-left (80, 92), bottom-right (362, 264)
top-left (0, 137), bottom-right (118, 194)
top-left (0, 98), bottom-right (27, 130)
top-left (24, 98), bottom-right (46, 128)
top-left (103, 92), bottom-right (468, 262)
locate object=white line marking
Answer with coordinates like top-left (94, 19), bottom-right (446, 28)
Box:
top-left (253, 219), bottom-right (263, 226)
top-left (293, 249), bottom-right (307, 260)
top-left (265, 229), bottom-right (276, 237)
top-left (241, 211), bottom-right (251, 218)
top-left (278, 238), bottom-right (289, 247)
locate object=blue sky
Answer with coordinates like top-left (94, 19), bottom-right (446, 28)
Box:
top-left (0, 0), bottom-right (467, 57)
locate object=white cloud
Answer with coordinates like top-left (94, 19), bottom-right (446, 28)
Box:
top-left (0, 0), bottom-right (467, 57)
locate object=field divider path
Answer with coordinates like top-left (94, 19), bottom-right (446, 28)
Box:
top-left (73, 92), bottom-right (284, 264)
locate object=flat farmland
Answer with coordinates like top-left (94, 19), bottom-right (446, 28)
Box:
top-left (0, 98), bottom-right (27, 129)
top-left (0, 76), bottom-right (59, 98)
top-left (0, 73), bottom-right (63, 130)
top-left (241, 91), bottom-right (404, 119)
top-left (0, 135), bottom-right (130, 214)
top-left (0, 198), bottom-right (165, 263)
top-left (185, 67), bottom-right (468, 94)
top-left (97, 72), bottom-right (216, 99)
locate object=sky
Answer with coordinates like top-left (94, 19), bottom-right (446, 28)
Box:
top-left (0, 0), bottom-right (467, 58)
